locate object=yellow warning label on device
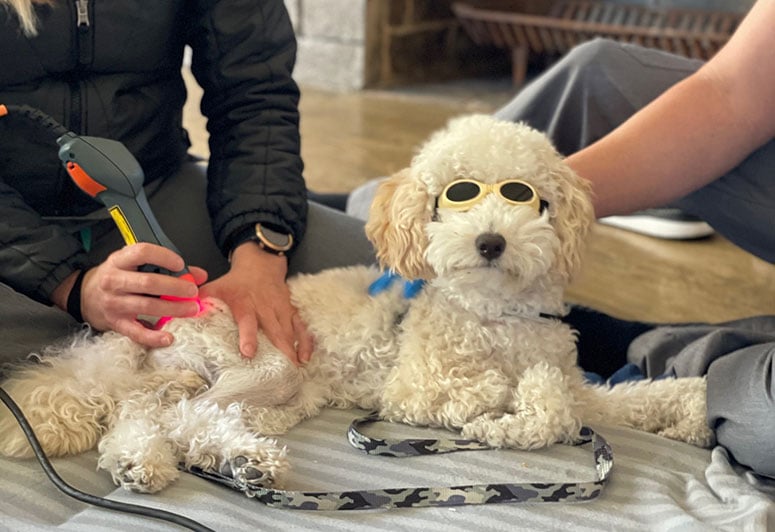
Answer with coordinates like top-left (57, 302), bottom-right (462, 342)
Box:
top-left (108, 205), bottom-right (138, 245)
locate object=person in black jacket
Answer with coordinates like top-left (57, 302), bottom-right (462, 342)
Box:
top-left (0, 0), bottom-right (374, 365)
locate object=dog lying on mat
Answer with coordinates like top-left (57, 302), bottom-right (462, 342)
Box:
top-left (0, 115), bottom-right (714, 494)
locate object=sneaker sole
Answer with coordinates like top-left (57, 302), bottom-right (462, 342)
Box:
top-left (599, 215), bottom-right (714, 240)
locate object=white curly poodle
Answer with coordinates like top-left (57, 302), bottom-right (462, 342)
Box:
top-left (0, 115), bottom-right (714, 494)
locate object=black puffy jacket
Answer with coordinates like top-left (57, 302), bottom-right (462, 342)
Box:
top-left (0, 0), bottom-right (306, 303)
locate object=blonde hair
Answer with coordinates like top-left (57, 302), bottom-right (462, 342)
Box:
top-left (2, 0), bottom-right (53, 36)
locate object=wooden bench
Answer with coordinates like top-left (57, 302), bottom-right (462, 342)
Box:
top-left (452, 0), bottom-right (744, 86)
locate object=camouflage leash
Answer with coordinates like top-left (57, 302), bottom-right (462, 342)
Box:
top-left (189, 413), bottom-right (613, 511)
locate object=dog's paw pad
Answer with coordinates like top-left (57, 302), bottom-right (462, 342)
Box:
top-left (221, 455), bottom-right (274, 490)
top-left (113, 460), bottom-right (177, 493)
top-left (114, 462), bottom-right (147, 491)
top-left (243, 465), bottom-right (266, 481)
top-left (119, 462), bottom-right (138, 485)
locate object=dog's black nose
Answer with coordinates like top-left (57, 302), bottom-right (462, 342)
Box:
top-left (475, 233), bottom-right (506, 260)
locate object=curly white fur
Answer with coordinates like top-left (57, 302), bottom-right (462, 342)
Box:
top-left (0, 115), bottom-right (714, 494)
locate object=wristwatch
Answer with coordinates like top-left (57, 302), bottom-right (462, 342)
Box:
top-left (229, 222), bottom-right (294, 260)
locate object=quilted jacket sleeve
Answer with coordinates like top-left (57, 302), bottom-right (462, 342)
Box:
top-left (188, 0), bottom-right (307, 256)
top-left (0, 180), bottom-right (88, 303)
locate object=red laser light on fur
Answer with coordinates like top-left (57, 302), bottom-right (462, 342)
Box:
top-left (153, 273), bottom-right (202, 330)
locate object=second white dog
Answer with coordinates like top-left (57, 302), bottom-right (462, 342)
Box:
top-left (0, 115), bottom-right (714, 494)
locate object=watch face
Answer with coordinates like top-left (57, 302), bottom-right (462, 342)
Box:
top-left (256, 223), bottom-right (293, 253)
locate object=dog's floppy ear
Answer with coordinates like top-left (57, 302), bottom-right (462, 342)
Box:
top-left (547, 164), bottom-right (595, 283)
top-left (365, 168), bottom-right (436, 280)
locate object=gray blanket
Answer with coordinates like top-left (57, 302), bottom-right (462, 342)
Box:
top-left (1, 408), bottom-right (772, 531)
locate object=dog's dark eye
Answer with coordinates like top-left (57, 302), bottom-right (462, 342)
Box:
top-left (500, 182), bottom-right (534, 202)
top-left (445, 181), bottom-right (481, 202)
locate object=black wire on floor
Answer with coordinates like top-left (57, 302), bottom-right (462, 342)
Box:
top-left (0, 386), bottom-right (215, 532)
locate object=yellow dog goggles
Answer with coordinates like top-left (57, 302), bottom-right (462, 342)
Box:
top-left (437, 178), bottom-right (544, 213)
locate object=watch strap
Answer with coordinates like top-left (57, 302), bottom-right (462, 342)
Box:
top-left (228, 223), bottom-right (293, 261)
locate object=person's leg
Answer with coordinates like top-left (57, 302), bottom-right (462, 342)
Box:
top-left (494, 38), bottom-right (704, 155)
top-left (148, 163), bottom-right (376, 275)
top-left (627, 316), bottom-right (775, 377)
top-left (307, 191), bottom-right (348, 212)
top-left (628, 317), bottom-right (775, 477)
top-left (345, 177), bottom-right (384, 221)
top-left (673, 139), bottom-right (775, 263)
top-left (706, 344), bottom-right (775, 478)
top-left (287, 201), bottom-right (375, 275)
top-left (0, 283), bottom-right (82, 366)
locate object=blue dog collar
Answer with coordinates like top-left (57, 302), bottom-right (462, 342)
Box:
top-left (368, 270), bottom-right (425, 299)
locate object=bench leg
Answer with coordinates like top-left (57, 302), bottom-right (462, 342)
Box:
top-left (511, 45), bottom-right (529, 87)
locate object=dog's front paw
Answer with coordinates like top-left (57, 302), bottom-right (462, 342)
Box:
top-left (462, 409), bottom-right (580, 450)
top-left (98, 433), bottom-right (180, 493)
top-left (462, 413), bottom-right (545, 450)
top-left (462, 413), bottom-right (506, 446)
top-left (110, 456), bottom-right (180, 493)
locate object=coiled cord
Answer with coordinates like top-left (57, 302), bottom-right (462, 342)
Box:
top-left (0, 103), bottom-right (70, 138)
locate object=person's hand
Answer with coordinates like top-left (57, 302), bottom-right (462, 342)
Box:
top-left (199, 242), bottom-right (313, 366)
top-left (53, 243), bottom-right (208, 347)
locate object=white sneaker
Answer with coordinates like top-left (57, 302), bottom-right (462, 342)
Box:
top-left (599, 208), bottom-right (714, 240)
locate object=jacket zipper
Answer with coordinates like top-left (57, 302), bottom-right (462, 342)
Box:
top-left (60, 0), bottom-right (93, 214)
top-left (75, 0), bottom-right (89, 27)
top-left (69, 0), bottom-right (92, 133)
top-left (75, 0), bottom-right (92, 66)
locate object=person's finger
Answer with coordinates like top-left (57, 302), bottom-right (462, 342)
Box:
top-left (292, 312), bottom-right (314, 364)
top-left (99, 270), bottom-right (199, 299)
top-left (135, 296), bottom-right (200, 319)
top-left (235, 307), bottom-right (259, 359)
top-left (110, 242), bottom-right (186, 272)
top-left (97, 291), bottom-right (196, 316)
top-left (188, 266), bottom-right (208, 286)
top-left (257, 307), bottom-right (300, 366)
top-left (112, 318), bottom-right (173, 348)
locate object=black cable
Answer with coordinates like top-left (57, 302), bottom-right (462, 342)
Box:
top-left (1, 104), bottom-right (70, 138)
top-left (0, 386), bottom-right (215, 532)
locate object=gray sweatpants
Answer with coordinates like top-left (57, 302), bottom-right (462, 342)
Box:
top-left (497, 39), bottom-right (775, 478)
top-left (0, 161), bottom-right (375, 364)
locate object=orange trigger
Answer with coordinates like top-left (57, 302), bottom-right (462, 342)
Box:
top-left (66, 162), bottom-right (107, 198)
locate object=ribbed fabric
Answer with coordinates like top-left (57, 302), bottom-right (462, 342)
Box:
top-left (0, 408), bottom-right (772, 531)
